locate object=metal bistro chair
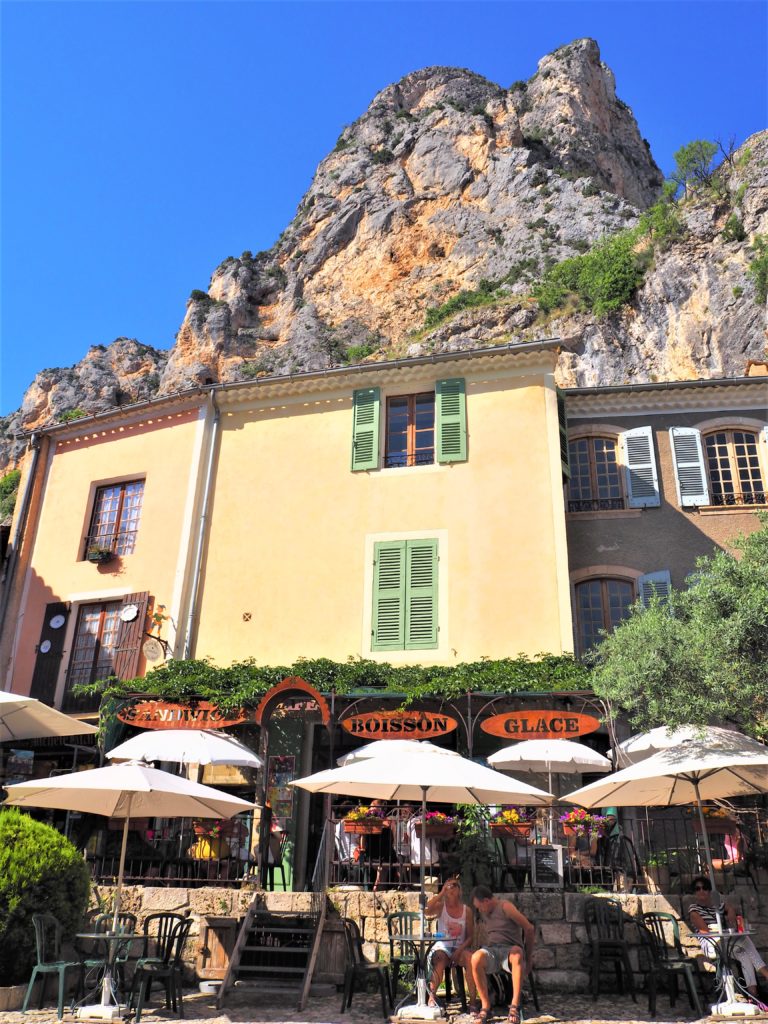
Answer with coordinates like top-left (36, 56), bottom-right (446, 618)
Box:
top-left (341, 917), bottom-right (392, 1019)
top-left (638, 911), bottom-right (704, 1018)
top-left (386, 910), bottom-right (420, 996)
top-left (128, 916), bottom-right (194, 1023)
top-left (23, 913), bottom-right (81, 1022)
top-left (583, 896), bottom-right (637, 1001)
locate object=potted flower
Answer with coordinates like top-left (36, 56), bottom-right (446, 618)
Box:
top-left (192, 818), bottom-right (236, 838)
top-left (559, 808), bottom-right (609, 838)
top-left (412, 810), bottom-right (456, 839)
top-left (688, 806), bottom-right (738, 834)
top-left (343, 804), bottom-right (386, 834)
top-left (86, 543), bottom-right (115, 564)
top-left (489, 806), bottom-right (537, 837)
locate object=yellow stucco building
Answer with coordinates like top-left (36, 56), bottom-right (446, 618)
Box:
top-left (0, 342), bottom-right (572, 705)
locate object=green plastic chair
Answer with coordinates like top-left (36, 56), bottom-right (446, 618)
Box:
top-left (23, 913), bottom-right (81, 1021)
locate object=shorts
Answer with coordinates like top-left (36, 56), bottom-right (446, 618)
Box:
top-left (427, 941), bottom-right (460, 973)
top-left (479, 943), bottom-right (524, 975)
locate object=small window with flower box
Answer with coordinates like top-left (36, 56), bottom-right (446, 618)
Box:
top-left (84, 479), bottom-right (144, 560)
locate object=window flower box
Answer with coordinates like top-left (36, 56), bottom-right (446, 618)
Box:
top-left (343, 805), bottom-right (386, 834)
top-left (86, 546), bottom-right (115, 564)
top-left (490, 806), bottom-right (536, 838)
top-left (559, 809), bottom-right (609, 838)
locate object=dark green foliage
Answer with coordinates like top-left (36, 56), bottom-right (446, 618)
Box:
top-left (59, 408), bottom-right (87, 423)
top-left (344, 343), bottom-right (377, 363)
top-left (670, 140), bottom-right (719, 198)
top-left (189, 289), bottom-right (210, 303)
top-left (732, 285), bottom-right (744, 299)
top-left (395, 109), bottom-right (414, 121)
top-left (240, 361), bottom-right (273, 380)
top-left (424, 285), bottom-right (499, 329)
top-left (533, 230), bottom-right (646, 317)
top-left (748, 235), bottom-right (768, 304)
top-left (637, 198), bottom-right (685, 250)
top-left (509, 80), bottom-right (527, 92)
top-left (266, 265), bottom-right (287, 288)
top-left (722, 214), bottom-right (746, 242)
top-left (0, 469), bottom-right (20, 521)
top-left (370, 148), bottom-right (395, 165)
top-left (76, 652), bottom-right (589, 713)
top-left (592, 517), bottom-right (768, 738)
top-left (0, 809), bottom-right (90, 984)
top-left (333, 134), bottom-right (350, 153)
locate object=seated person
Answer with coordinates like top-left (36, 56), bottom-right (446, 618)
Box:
top-left (408, 813), bottom-right (441, 869)
top-left (426, 877), bottom-right (477, 1010)
top-left (360, 799), bottom-right (394, 890)
top-left (712, 825), bottom-right (748, 871)
top-left (470, 884), bottom-right (535, 1024)
top-left (688, 875), bottom-right (768, 996)
top-left (335, 817), bottom-right (363, 878)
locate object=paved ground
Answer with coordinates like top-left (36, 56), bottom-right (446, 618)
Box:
top-left (0, 987), bottom-right (712, 1024)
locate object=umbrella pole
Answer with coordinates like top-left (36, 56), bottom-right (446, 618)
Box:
top-left (419, 786), bottom-right (427, 937)
top-left (547, 766), bottom-right (553, 843)
top-left (693, 780), bottom-right (718, 893)
top-left (112, 795), bottom-right (132, 933)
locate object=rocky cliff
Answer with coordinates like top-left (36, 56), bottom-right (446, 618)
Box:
top-left (2, 38), bottom-right (766, 469)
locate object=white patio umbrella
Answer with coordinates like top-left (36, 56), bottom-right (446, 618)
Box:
top-left (488, 738), bottom-right (612, 839)
top-left (107, 728), bottom-right (262, 768)
top-left (0, 690), bottom-right (97, 741)
top-left (5, 760), bottom-right (252, 1013)
top-left (611, 725), bottom-right (710, 766)
top-left (564, 726), bottom-right (768, 889)
top-left (336, 739), bottom-right (460, 766)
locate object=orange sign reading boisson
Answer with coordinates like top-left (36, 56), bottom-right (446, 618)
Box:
top-left (117, 699), bottom-right (248, 730)
top-left (341, 710), bottom-right (458, 738)
top-left (480, 710), bottom-right (600, 738)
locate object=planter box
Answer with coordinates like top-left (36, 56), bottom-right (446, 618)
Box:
top-left (491, 822), bottom-right (534, 838)
top-left (86, 549), bottom-right (115, 564)
top-left (0, 984), bottom-right (27, 1012)
top-left (414, 821), bottom-right (455, 839)
top-left (343, 821), bottom-right (384, 834)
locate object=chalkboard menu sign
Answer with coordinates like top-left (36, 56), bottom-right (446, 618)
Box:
top-left (531, 844), bottom-right (564, 888)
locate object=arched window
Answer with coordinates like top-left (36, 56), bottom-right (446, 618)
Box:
top-left (703, 430), bottom-right (766, 506)
top-left (567, 437), bottom-right (624, 512)
top-left (574, 578), bottom-right (635, 655)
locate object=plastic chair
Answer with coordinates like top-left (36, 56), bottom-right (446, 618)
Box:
top-left (385, 910), bottom-right (420, 995)
top-left (138, 911), bottom-right (186, 963)
top-left (128, 916), bottom-right (194, 1022)
top-left (23, 913), bottom-right (81, 1021)
top-left (583, 896), bottom-right (636, 1001)
top-left (638, 911), bottom-right (704, 1017)
top-left (267, 832), bottom-right (288, 891)
top-left (341, 917), bottom-right (392, 1019)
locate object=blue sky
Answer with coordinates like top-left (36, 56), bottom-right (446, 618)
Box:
top-left (2, 0), bottom-right (766, 415)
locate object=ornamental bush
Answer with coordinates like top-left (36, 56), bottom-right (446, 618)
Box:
top-left (0, 808), bottom-right (91, 984)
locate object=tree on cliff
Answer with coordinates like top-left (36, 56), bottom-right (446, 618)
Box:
top-left (590, 516), bottom-right (768, 739)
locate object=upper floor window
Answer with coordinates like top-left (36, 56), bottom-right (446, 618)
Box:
top-left (351, 378), bottom-right (466, 472)
top-left (568, 438), bottom-right (624, 512)
top-left (575, 578), bottom-right (634, 654)
top-left (385, 393), bottom-right (435, 468)
top-left (704, 430), bottom-right (766, 506)
top-left (67, 600), bottom-right (122, 689)
top-left (85, 480), bottom-right (144, 558)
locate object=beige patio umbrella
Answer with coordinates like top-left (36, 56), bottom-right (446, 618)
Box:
top-left (564, 726), bottom-right (768, 889)
top-left (107, 728), bottom-right (263, 768)
top-left (0, 690), bottom-right (97, 741)
top-left (611, 725), bottom-right (712, 767)
top-left (5, 760), bottom-right (252, 1014)
top-left (336, 739), bottom-right (460, 766)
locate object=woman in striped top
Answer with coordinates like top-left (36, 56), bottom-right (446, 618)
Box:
top-left (689, 876), bottom-right (768, 996)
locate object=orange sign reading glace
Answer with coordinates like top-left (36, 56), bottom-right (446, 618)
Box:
top-left (341, 710), bottom-right (458, 738)
top-left (481, 710), bottom-right (600, 739)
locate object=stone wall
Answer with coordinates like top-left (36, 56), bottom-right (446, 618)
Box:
top-left (95, 882), bottom-right (768, 993)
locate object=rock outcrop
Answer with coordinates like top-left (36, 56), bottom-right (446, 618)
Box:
top-left (2, 38), bottom-right (766, 471)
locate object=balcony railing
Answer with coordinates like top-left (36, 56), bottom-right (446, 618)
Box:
top-left (568, 497), bottom-right (626, 513)
top-left (384, 449), bottom-right (435, 469)
top-left (709, 490), bottom-right (767, 507)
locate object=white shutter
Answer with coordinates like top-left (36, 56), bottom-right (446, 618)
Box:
top-left (619, 426), bottom-right (660, 507)
top-left (669, 427), bottom-right (710, 507)
top-left (638, 570), bottom-right (672, 607)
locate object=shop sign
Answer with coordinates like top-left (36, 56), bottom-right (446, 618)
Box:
top-left (480, 710), bottom-right (600, 738)
top-left (341, 710), bottom-right (458, 738)
top-left (116, 699), bottom-right (248, 730)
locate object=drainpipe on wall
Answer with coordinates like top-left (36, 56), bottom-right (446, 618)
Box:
top-left (182, 390), bottom-right (221, 660)
top-left (0, 432), bottom-right (43, 632)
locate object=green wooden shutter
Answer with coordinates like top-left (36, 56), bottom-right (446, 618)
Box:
top-left (372, 541), bottom-right (405, 650)
top-left (351, 387), bottom-right (380, 471)
top-left (405, 540), bottom-right (438, 650)
top-left (436, 378), bottom-right (467, 463)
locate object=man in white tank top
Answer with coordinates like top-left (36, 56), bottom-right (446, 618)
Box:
top-left (470, 885), bottom-right (535, 1024)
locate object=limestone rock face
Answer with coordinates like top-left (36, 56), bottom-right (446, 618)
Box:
top-left (2, 39), bottom-right (766, 472)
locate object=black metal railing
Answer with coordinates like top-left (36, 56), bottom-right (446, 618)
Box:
top-left (61, 687), bottom-right (101, 714)
top-left (384, 449), bottom-right (435, 469)
top-left (568, 497), bottom-right (626, 513)
top-left (82, 530), bottom-right (138, 560)
top-left (709, 490), bottom-right (767, 507)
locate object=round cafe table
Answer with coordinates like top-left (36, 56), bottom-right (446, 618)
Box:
top-left (699, 927), bottom-right (761, 1018)
top-left (75, 930), bottom-right (144, 1021)
top-left (394, 933), bottom-right (441, 1020)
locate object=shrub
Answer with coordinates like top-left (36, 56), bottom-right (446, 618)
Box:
top-left (59, 408), bottom-right (87, 423)
top-left (732, 285), bottom-right (744, 299)
top-left (344, 343), bottom-right (377, 363)
top-left (0, 469), bottom-right (20, 521)
top-left (638, 199), bottom-right (685, 250)
top-left (0, 809), bottom-right (90, 983)
top-left (370, 148), bottom-right (395, 165)
top-left (189, 289), bottom-right (210, 303)
top-left (722, 214), bottom-right (746, 242)
top-left (748, 235), bottom-right (768, 304)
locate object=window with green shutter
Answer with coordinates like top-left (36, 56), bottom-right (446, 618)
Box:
top-left (351, 387), bottom-right (381, 471)
top-left (436, 378), bottom-right (467, 463)
top-left (372, 539), bottom-right (438, 651)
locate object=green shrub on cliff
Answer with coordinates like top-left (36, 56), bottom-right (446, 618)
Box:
top-left (0, 808), bottom-right (90, 984)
